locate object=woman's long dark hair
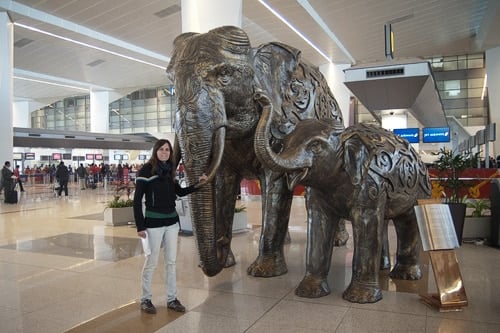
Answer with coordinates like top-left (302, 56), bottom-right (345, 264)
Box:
top-left (148, 139), bottom-right (176, 179)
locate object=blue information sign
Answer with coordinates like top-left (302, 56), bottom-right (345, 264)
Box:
top-left (393, 128), bottom-right (419, 143)
top-left (422, 127), bottom-right (450, 143)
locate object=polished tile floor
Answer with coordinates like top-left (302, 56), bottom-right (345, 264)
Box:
top-left (1, 182), bottom-right (499, 332)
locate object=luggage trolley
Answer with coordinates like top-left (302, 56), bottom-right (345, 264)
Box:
top-left (86, 175), bottom-right (97, 189)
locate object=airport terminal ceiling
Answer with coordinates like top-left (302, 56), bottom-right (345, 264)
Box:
top-left (2, 0), bottom-right (499, 104)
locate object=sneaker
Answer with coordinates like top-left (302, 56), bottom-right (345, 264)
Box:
top-left (167, 299), bottom-right (186, 312)
top-left (140, 299), bottom-right (157, 314)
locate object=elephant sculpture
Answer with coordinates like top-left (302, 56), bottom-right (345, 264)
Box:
top-left (166, 26), bottom-right (346, 277)
top-left (254, 94), bottom-right (432, 303)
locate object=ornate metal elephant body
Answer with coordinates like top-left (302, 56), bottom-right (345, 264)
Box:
top-left (166, 26), bottom-right (344, 277)
top-left (255, 96), bottom-right (431, 303)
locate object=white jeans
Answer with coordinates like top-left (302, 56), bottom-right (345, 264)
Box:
top-left (141, 223), bottom-right (179, 303)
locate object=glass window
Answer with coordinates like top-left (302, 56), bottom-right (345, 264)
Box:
top-left (468, 78), bottom-right (484, 88)
top-left (146, 111), bottom-right (158, 120)
top-left (445, 108), bottom-right (465, 118)
top-left (468, 88), bottom-right (483, 98)
top-left (468, 107), bottom-right (487, 118)
top-left (443, 60), bottom-right (457, 71)
top-left (159, 125), bottom-right (173, 133)
top-left (468, 58), bottom-right (484, 69)
top-left (132, 113), bottom-right (144, 121)
top-left (76, 98), bottom-right (86, 106)
top-left (457, 55), bottom-right (467, 70)
top-left (467, 54), bottom-right (484, 69)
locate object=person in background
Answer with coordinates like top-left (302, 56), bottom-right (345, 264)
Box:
top-left (133, 139), bottom-right (207, 315)
top-left (76, 163), bottom-right (88, 190)
top-left (0, 161), bottom-right (14, 195)
top-left (55, 161), bottom-right (69, 196)
top-left (13, 165), bottom-right (24, 192)
top-left (117, 164), bottom-right (123, 183)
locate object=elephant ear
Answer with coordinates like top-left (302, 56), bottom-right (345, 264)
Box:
top-left (253, 42), bottom-right (301, 97)
top-left (253, 42), bottom-right (302, 140)
top-left (342, 133), bottom-right (371, 186)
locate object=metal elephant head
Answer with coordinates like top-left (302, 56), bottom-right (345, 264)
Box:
top-left (252, 42), bottom-right (344, 141)
top-left (255, 93), bottom-right (345, 190)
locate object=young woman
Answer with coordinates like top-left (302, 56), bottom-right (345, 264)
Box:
top-left (134, 139), bottom-right (206, 314)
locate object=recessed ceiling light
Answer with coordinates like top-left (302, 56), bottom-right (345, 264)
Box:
top-left (87, 59), bottom-right (105, 67)
top-left (154, 5), bottom-right (181, 18)
top-left (14, 38), bottom-right (34, 48)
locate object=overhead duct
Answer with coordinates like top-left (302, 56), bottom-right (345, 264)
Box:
top-left (344, 60), bottom-right (447, 127)
top-left (13, 127), bottom-right (157, 150)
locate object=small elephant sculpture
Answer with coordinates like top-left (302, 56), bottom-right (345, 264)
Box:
top-left (255, 94), bottom-right (431, 303)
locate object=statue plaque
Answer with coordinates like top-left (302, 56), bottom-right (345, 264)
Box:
top-left (414, 203), bottom-right (468, 312)
top-left (414, 204), bottom-right (459, 251)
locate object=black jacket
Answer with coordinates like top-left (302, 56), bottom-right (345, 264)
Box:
top-left (1, 166), bottom-right (14, 190)
top-left (133, 162), bottom-right (197, 232)
top-left (55, 164), bottom-right (69, 181)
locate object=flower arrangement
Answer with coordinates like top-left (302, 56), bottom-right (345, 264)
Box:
top-left (466, 199), bottom-right (491, 217)
top-left (234, 205), bottom-right (247, 213)
top-left (107, 181), bottom-right (135, 208)
top-left (434, 148), bottom-right (476, 203)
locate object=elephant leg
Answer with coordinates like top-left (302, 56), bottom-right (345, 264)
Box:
top-left (214, 169), bottom-right (241, 268)
top-left (247, 171), bottom-right (293, 277)
top-left (333, 219), bottom-right (349, 246)
top-left (343, 204), bottom-right (384, 303)
top-left (296, 188), bottom-right (336, 298)
top-left (380, 219), bottom-right (391, 270)
top-left (390, 209), bottom-right (422, 280)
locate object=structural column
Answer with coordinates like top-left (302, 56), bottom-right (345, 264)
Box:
top-left (181, 0), bottom-right (242, 33)
top-left (0, 12), bottom-right (13, 163)
top-left (486, 47), bottom-right (500, 157)
top-left (90, 90), bottom-right (121, 133)
top-left (320, 63), bottom-right (352, 126)
top-left (13, 101), bottom-right (31, 127)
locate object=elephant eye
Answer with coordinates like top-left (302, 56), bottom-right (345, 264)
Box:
top-left (217, 65), bottom-right (231, 85)
top-left (308, 140), bottom-right (323, 154)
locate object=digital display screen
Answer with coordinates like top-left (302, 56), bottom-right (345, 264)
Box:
top-left (63, 153), bottom-right (72, 160)
top-left (393, 128), bottom-right (419, 143)
top-left (25, 153), bottom-right (35, 160)
top-left (114, 154), bottom-right (122, 160)
top-left (422, 127), bottom-right (450, 143)
top-left (86, 154), bottom-right (95, 160)
top-left (13, 152), bottom-right (23, 160)
top-left (95, 154), bottom-right (103, 160)
top-left (52, 153), bottom-right (62, 160)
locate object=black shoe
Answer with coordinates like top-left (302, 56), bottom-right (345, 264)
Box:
top-left (140, 299), bottom-right (156, 314)
top-left (167, 299), bottom-right (186, 312)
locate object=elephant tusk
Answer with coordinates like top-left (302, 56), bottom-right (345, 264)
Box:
top-left (286, 168), bottom-right (309, 190)
top-left (217, 235), bottom-right (230, 246)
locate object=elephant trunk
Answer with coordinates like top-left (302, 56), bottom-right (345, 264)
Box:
top-left (254, 92), bottom-right (301, 171)
top-left (176, 84), bottom-right (229, 276)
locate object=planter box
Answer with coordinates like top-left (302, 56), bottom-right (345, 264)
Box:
top-left (463, 217), bottom-right (491, 239)
top-left (104, 206), bottom-right (134, 226)
top-left (233, 212), bottom-right (248, 233)
top-left (178, 198), bottom-right (249, 234)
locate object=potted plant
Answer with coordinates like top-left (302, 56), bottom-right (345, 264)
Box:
top-left (233, 205), bottom-right (248, 233)
top-left (433, 147), bottom-right (475, 243)
top-left (104, 181), bottom-right (135, 226)
top-left (463, 198), bottom-right (491, 240)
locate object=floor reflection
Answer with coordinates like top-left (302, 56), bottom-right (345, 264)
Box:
top-left (0, 233), bottom-right (142, 261)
